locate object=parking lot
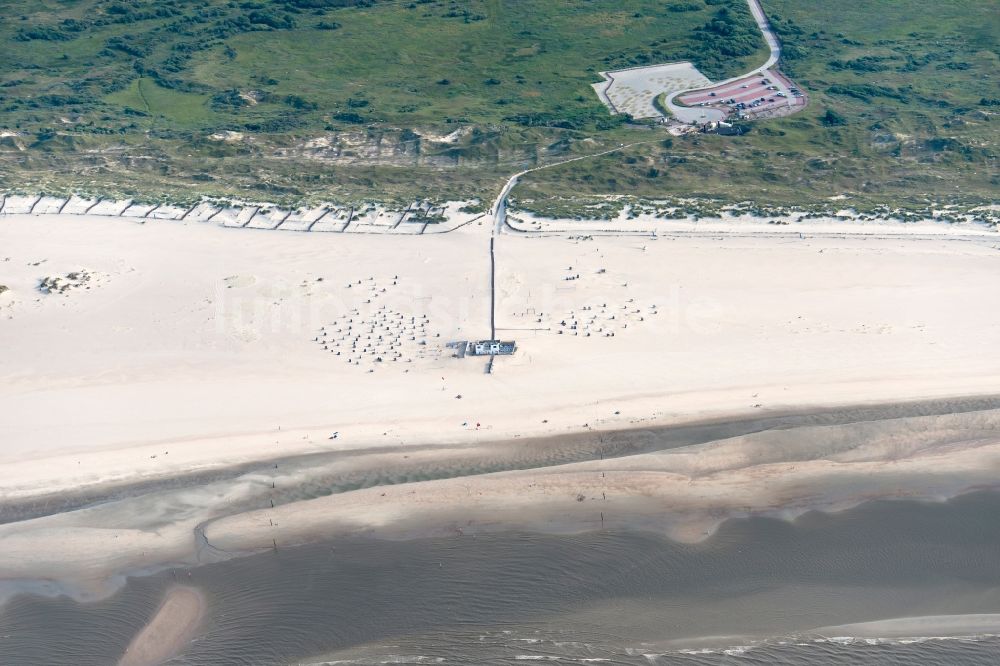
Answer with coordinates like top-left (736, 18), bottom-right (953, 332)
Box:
top-left (677, 68), bottom-right (806, 121)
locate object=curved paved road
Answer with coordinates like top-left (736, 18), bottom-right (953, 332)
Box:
top-left (664, 0), bottom-right (782, 124)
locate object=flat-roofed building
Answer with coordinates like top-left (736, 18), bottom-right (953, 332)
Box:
top-left (468, 340), bottom-right (516, 356)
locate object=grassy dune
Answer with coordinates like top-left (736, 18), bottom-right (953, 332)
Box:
top-left (1, 0), bottom-right (762, 133)
top-left (1, 0), bottom-right (993, 212)
top-left (0, 0), bottom-right (765, 204)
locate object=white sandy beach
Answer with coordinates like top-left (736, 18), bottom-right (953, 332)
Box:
top-left (1, 212), bottom-right (998, 489)
top-left (1, 211), bottom-right (1000, 593)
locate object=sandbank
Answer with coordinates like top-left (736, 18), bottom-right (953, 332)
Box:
top-left (118, 585), bottom-right (206, 666)
top-left (808, 614), bottom-right (1000, 640)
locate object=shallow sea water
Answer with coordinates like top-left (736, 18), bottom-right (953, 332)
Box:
top-left (3, 491), bottom-right (1000, 665)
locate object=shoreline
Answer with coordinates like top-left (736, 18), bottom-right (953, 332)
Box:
top-left (653, 613), bottom-right (1000, 655)
top-left (1, 394), bottom-right (998, 604)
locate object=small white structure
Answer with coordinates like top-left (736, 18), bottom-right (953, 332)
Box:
top-left (468, 340), bottom-right (516, 356)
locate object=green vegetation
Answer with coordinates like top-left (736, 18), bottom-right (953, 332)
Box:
top-left (0, 0), bottom-right (763, 204)
top-left (514, 0), bottom-right (999, 217)
top-left (600, 0), bottom-right (766, 78)
top-left (2, 0), bottom-right (994, 214)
